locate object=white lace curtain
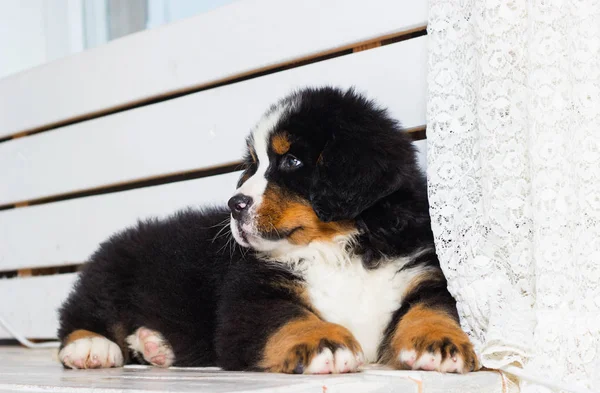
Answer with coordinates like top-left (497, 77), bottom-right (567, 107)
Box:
top-left (427, 1), bottom-right (600, 392)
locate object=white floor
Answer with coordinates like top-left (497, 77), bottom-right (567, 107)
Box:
top-left (0, 346), bottom-right (518, 393)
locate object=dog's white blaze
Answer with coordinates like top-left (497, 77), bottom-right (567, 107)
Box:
top-left (235, 139), bottom-right (268, 210)
top-left (235, 106), bottom-right (284, 203)
top-left (232, 104), bottom-right (289, 247)
top-left (287, 243), bottom-right (434, 363)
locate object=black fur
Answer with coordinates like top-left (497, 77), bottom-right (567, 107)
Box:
top-left (58, 87), bottom-right (461, 371)
top-left (59, 208), bottom-right (233, 365)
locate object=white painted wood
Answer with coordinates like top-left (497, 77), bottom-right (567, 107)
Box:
top-left (0, 172), bottom-right (240, 272)
top-left (0, 0), bottom-right (427, 137)
top-left (0, 274), bottom-right (75, 339)
top-left (414, 139), bottom-right (427, 171)
top-left (0, 36), bottom-right (428, 206)
top-left (0, 142), bottom-right (425, 272)
top-left (0, 348), bottom-right (511, 393)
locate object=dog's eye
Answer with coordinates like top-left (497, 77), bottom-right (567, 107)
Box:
top-left (280, 154), bottom-right (303, 171)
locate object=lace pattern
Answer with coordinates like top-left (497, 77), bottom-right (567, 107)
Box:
top-left (427, 0), bottom-right (600, 391)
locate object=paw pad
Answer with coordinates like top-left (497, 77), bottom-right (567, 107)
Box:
top-left (126, 327), bottom-right (175, 367)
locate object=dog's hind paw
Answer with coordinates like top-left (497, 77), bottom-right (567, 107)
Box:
top-left (126, 327), bottom-right (175, 367)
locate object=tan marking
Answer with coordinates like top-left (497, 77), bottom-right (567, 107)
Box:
top-left (64, 329), bottom-right (103, 346)
top-left (401, 269), bottom-right (445, 299)
top-left (256, 184), bottom-right (354, 245)
top-left (378, 268), bottom-right (447, 363)
top-left (379, 269), bottom-right (445, 365)
top-left (271, 132), bottom-right (291, 155)
top-left (382, 304), bottom-right (478, 372)
top-left (272, 281), bottom-right (322, 319)
top-left (260, 313), bottom-right (362, 373)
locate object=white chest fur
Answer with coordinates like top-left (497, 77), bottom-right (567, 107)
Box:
top-left (302, 254), bottom-right (426, 362)
top-left (265, 239), bottom-right (430, 363)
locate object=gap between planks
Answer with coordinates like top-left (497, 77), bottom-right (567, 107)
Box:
top-left (0, 161), bottom-right (244, 212)
top-left (0, 128), bottom-right (426, 278)
top-left (3, 26), bottom-right (427, 143)
top-left (0, 128), bottom-right (425, 212)
top-left (0, 264), bottom-right (82, 280)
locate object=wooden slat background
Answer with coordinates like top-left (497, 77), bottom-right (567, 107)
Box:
top-left (0, 37), bottom-right (428, 207)
top-left (0, 274), bottom-right (76, 338)
top-left (0, 0), bottom-right (427, 139)
top-left (0, 172), bottom-right (240, 272)
top-left (0, 139), bottom-right (427, 273)
top-left (0, 0), bottom-right (429, 339)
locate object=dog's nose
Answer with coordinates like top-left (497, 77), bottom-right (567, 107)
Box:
top-left (228, 194), bottom-right (253, 220)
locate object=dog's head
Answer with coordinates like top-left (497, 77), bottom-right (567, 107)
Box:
top-left (229, 87), bottom-right (419, 254)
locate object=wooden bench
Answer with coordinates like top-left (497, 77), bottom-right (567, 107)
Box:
top-left (0, 0), bottom-right (430, 340)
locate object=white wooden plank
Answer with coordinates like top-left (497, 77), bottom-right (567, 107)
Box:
top-left (0, 142), bottom-right (425, 272)
top-left (0, 0), bottom-right (427, 138)
top-left (414, 139), bottom-right (427, 172)
top-left (0, 348), bottom-right (509, 393)
top-left (0, 36), bottom-right (428, 206)
top-left (0, 172), bottom-right (240, 272)
top-left (0, 274), bottom-right (75, 339)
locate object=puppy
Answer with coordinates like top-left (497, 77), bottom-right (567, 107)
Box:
top-left (57, 87), bottom-right (477, 374)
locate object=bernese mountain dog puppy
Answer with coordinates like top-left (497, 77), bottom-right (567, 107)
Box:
top-left (57, 87), bottom-right (477, 374)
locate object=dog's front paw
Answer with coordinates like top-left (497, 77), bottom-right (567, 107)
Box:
top-left (396, 333), bottom-right (477, 373)
top-left (277, 342), bottom-right (363, 374)
top-left (260, 318), bottom-right (364, 374)
top-left (390, 306), bottom-right (478, 373)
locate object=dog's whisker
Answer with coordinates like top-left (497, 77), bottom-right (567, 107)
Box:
top-left (217, 232), bottom-right (233, 254)
top-left (212, 229), bottom-right (232, 242)
top-left (211, 222), bottom-right (232, 243)
top-left (269, 222), bottom-right (281, 239)
top-left (202, 217), bottom-right (231, 230)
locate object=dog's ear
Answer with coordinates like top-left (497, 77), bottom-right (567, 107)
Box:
top-left (309, 130), bottom-right (419, 222)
